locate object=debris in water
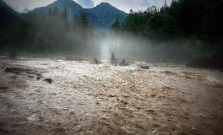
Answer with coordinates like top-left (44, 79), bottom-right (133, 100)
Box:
top-left (111, 52), bottom-right (117, 65)
top-left (37, 76), bottom-right (41, 80)
top-left (94, 58), bottom-right (100, 64)
top-left (44, 78), bottom-right (53, 84)
top-left (119, 59), bottom-right (129, 66)
top-left (4, 67), bottom-right (43, 78)
top-left (0, 86), bottom-right (8, 90)
top-left (27, 75), bottom-right (34, 78)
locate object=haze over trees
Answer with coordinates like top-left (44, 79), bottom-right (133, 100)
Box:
top-left (0, 0), bottom-right (222, 63)
top-left (111, 0), bottom-right (223, 62)
top-left (123, 0), bottom-right (223, 44)
top-left (1, 1), bottom-right (223, 134)
top-left (0, 4), bottom-right (101, 58)
top-left (0, 0), bottom-right (129, 59)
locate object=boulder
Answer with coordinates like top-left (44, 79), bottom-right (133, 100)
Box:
top-left (44, 78), bottom-right (53, 84)
top-left (139, 64), bottom-right (150, 69)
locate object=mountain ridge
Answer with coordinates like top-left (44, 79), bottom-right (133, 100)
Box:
top-left (86, 2), bottom-right (127, 27)
top-left (31, 0), bottom-right (128, 29)
top-left (33, 0), bottom-right (84, 20)
top-left (0, 0), bottom-right (20, 29)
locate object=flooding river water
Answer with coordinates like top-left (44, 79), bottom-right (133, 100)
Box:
top-left (0, 58), bottom-right (223, 135)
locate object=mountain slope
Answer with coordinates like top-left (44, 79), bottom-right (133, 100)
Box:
top-left (0, 0), bottom-right (19, 29)
top-left (85, 3), bottom-right (128, 28)
top-left (32, 0), bottom-right (84, 22)
top-left (31, 0), bottom-right (128, 29)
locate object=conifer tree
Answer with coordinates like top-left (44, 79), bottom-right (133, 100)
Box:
top-left (73, 14), bottom-right (79, 31)
top-left (48, 8), bottom-right (52, 15)
top-left (62, 6), bottom-right (68, 22)
top-left (111, 18), bottom-right (120, 31)
top-left (80, 13), bottom-right (88, 30)
top-left (53, 6), bottom-right (58, 16)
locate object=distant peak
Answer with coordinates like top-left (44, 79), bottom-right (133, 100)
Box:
top-left (100, 2), bottom-right (110, 5)
top-left (55, 0), bottom-right (80, 6)
top-left (57, 0), bottom-right (72, 1)
top-left (56, 0), bottom-right (75, 3)
top-left (98, 2), bottom-right (112, 7)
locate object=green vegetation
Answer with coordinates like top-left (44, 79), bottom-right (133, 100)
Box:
top-left (110, 0), bottom-right (223, 62)
top-left (0, 6), bottom-right (100, 58)
top-left (123, 0), bottom-right (223, 44)
top-left (1, 0), bottom-right (222, 63)
top-left (31, 0), bottom-right (127, 29)
top-left (111, 18), bottom-right (120, 32)
top-left (85, 2), bottom-right (127, 28)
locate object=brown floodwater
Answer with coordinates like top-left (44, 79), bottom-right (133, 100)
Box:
top-left (0, 58), bottom-right (223, 135)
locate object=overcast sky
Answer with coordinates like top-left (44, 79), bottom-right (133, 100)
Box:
top-left (3, 0), bottom-right (172, 13)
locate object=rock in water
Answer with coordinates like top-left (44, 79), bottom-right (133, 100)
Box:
top-left (111, 52), bottom-right (116, 65)
top-left (36, 76), bottom-right (41, 80)
top-left (94, 58), bottom-right (99, 64)
top-left (5, 67), bottom-right (43, 78)
top-left (0, 86), bottom-right (8, 90)
top-left (139, 64), bottom-right (150, 69)
top-left (119, 59), bottom-right (129, 66)
top-left (44, 78), bottom-right (53, 84)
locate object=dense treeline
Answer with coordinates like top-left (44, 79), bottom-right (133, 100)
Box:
top-left (0, 6), bottom-right (100, 58)
top-left (109, 0), bottom-right (223, 62)
top-left (1, 0), bottom-right (222, 62)
top-left (124, 0), bottom-right (223, 45)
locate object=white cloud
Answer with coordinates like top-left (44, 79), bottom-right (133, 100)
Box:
top-left (76, 0), bottom-right (94, 8)
top-left (3, 0), bottom-right (56, 12)
top-left (3, 0), bottom-right (172, 13)
top-left (93, 0), bottom-right (172, 13)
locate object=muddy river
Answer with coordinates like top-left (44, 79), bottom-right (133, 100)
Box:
top-left (0, 58), bottom-right (223, 135)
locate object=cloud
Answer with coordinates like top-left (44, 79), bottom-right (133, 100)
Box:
top-left (4, 0), bottom-right (172, 13)
top-left (141, 1), bottom-right (150, 8)
top-left (76, 0), bottom-right (94, 8)
top-left (93, 0), bottom-right (172, 13)
top-left (3, 0), bottom-right (56, 12)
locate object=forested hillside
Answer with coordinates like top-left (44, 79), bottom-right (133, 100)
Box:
top-left (124, 0), bottom-right (222, 50)
top-left (0, 0), bottom-right (19, 30)
top-left (85, 2), bottom-right (127, 28)
top-left (31, 0), bottom-right (127, 29)
top-left (0, 4), bottom-right (100, 58)
top-left (110, 0), bottom-right (223, 62)
top-left (1, 0), bottom-right (222, 63)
